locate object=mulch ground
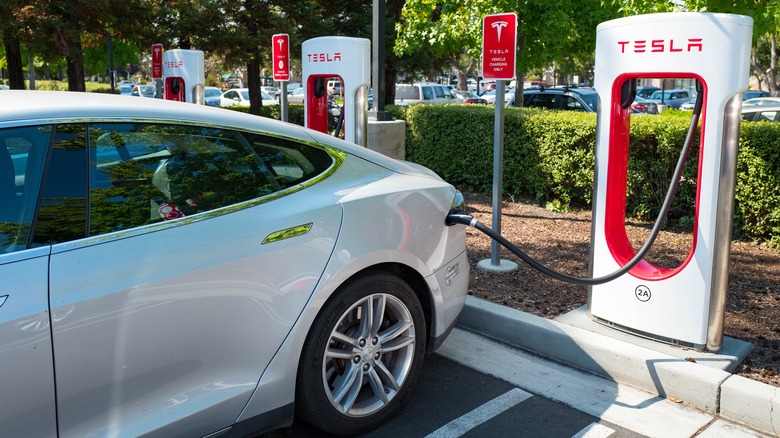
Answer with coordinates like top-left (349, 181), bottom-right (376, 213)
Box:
top-left (462, 192), bottom-right (780, 387)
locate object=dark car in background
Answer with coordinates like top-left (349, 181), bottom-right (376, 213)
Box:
top-left (520, 86), bottom-right (598, 112)
top-left (635, 86), bottom-right (661, 98)
top-left (743, 90), bottom-right (771, 100)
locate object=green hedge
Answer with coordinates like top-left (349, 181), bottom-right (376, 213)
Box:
top-left (399, 104), bottom-right (780, 246)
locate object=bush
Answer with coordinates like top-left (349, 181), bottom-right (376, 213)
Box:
top-left (398, 104), bottom-right (780, 245)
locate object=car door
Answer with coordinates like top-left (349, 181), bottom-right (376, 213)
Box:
top-left (44, 123), bottom-right (342, 437)
top-left (0, 125), bottom-right (57, 437)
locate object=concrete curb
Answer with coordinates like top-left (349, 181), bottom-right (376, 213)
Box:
top-left (457, 296), bottom-right (779, 436)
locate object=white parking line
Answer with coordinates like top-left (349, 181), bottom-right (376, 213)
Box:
top-left (572, 422), bottom-right (615, 438)
top-left (425, 388), bottom-right (532, 438)
top-left (436, 328), bottom-right (714, 438)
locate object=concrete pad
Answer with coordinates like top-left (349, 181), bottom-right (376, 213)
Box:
top-left (457, 296), bottom-right (731, 413)
top-left (720, 375), bottom-right (780, 437)
top-left (697, 419), bottom-right (774, 438)
top-left (476, 258), bottom-right (519, 273)
top-left (555, 306), bottom-right (753, 373)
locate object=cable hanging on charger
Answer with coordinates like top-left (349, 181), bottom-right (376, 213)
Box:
top-left (446, 80), bottom-right (704, 287)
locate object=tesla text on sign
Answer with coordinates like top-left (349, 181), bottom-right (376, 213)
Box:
top-left (272, 34), bottom-right (290, 82)
top-left (482, 13), bottom-right (518, 80)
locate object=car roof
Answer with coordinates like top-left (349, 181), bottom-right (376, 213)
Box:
top-left (525, 86), bottom-right (596, 95)
top-left (742, 104), bottom-right (780, 112)
top-left (0, 90), bottom-right (426, 177)
top-left (0, 90), bottom-right (294, 134)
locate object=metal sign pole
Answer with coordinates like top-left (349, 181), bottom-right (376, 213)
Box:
top-left (491, 80), bottom-right (505, 265)
top-left (477, 12), bottom-right (519, 273)
top-left (281, 82), bottom-right (288, 122)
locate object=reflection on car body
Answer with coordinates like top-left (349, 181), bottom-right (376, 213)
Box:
top-left (0, 91), bottom-right (468, 437)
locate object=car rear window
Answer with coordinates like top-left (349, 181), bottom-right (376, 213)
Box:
top-left (396, 85), bottom-right (420, 100)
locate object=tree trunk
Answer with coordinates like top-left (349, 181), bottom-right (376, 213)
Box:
top-left (769, 35), bottom-right (778, 97)
top-left (64, 9), bottom-right (86, 92)
top-left (751, 34), bottom-right (779, 97)
top-left (3, 28), bottom-right (25, 89)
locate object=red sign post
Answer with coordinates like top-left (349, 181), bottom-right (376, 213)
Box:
top-left (272, 34), bottom-right (290, 81)
top-left (151, 44), bottom-right (163, 79)
top-left (482, 13), bottom-right (518, 80)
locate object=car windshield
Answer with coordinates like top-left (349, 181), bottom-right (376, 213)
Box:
top-left (579, 93), bottom-right (598, 111)
top-left (240, 90), bottom-right (249, 100)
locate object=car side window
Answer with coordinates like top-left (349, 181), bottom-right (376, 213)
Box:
top-left (88, 123), bottom-right (279, 235)
top-left (0, 126), bottom-right (51, 253)
top-left (758, 111), bottom-right (779, 122)
top-left (242, 132), bottom-right (334, 187)
top-left (33, 124), bottom-right (88, 246)
top-left (563, 96), bottom-right (586, 111)
top-left (422, 87), bottom-right (434, 100)
top-left (525, 94), bottom-right (559, 109)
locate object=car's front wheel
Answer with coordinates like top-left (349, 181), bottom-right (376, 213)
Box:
top-left (296, 272), bottom-right (426, 435)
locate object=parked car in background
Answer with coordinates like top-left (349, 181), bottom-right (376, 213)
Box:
top-left (326, 78), bottom-right (342, 96)
top-left (452, 90), bottom-right (488, 105)
top-left (521, 86), bottom-right (598, 112)
top-left (647, 89), bottom-right (693, 109)
top-left (131, 84), bottom-right (156, 98)
top-left (481, 88), bottom-right (515, 106)
top-left (261, 86), bottom-right (281, 100)
top-left (220, 88), bottom-right (277, 107)
top-left (118, 85), bottom-right (133, 96)
top-left (117, 80), bottom-right (135, 88)
top-left (741, 104), bottom-right (780, 122)
top-left (0, 90), bottom-right (468, 437)
top-left (743, 90), bottom-right (770, 100)
top-left (679, 98), bottom-right (697, 111)
top-left (394, 83), bottom-right (455, 106)
top-left (635, 86), bottom-right (661, 98)
top-left (743, 97), bottom-right (780, 106)
top-left (204, 86), bottom-right (222, 107)
top-left (631, 96), bottom-right (659, 114)
top-left (287, 87), bottom-right (306, 104)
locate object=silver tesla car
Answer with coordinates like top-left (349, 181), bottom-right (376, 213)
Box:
top-left (0, 91), bottom-right (469, 437)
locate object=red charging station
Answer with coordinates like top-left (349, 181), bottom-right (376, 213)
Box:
top-left (589, 13), bottom-right (753, 351)
top-left (302, 37), bottom-right (370, 146)
top-left (162, 49), bottom-right (205, 104)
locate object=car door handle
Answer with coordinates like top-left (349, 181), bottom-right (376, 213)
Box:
top-left (262, 223), bottom-right (313, 245)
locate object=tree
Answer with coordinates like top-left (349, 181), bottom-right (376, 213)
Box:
top-left (395, 0), bottom-right (620, 101)
top-left (0, 0), bottom-right (33, 89)
top-left (610, 0), bottom-right (780, 96)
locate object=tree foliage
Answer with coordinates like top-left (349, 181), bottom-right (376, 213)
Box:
top-left (609, 0), bottom-right (780, 96)
top-left (395, 0), bottom-right (620, 88)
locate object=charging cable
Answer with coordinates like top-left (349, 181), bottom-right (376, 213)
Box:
top-left (446, 82), bottom-right (704, 286)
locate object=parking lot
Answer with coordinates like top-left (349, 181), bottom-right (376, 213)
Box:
top-left (264, 328), bottom-right (769, 438)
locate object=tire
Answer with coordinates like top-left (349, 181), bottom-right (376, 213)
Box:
top-left (296, 272), bottom-right (426, 435)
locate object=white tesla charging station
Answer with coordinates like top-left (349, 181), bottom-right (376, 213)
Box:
top-left (589, 13), bottom-right (753, 350)
top-left (302, 37), bottom-right (370, 146)
top-left (162, 49), bottom-right (205, 104)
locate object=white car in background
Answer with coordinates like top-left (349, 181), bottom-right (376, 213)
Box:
top-left (220, 87), bottom-right (277, 107)
top-left (0, 90), bottom-right (468, 437)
